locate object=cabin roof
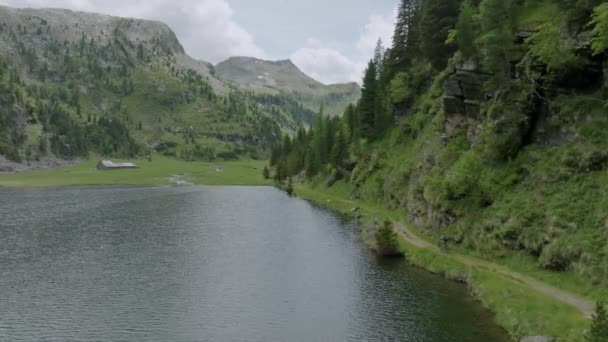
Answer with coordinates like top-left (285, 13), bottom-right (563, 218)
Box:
top-left (98, 160), bottom-right (137, 168)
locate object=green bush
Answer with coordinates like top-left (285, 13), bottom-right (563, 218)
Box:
top-left (375, 221), bottom-right (403, 257)
top-left (587, 302), bottom-right (608, 342)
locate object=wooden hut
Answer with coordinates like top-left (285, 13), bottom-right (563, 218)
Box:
top-left (96, 160), bottom-right (139, 170)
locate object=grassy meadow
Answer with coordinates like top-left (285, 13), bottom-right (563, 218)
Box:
top-left (0, 156), bottom-right (271, 187)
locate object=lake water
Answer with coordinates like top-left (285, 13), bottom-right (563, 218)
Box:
top-left (0, 186), bottom-right (509, 341)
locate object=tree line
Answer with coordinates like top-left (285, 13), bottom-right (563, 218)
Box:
top-left (269, 0), bottom-right (608, 180)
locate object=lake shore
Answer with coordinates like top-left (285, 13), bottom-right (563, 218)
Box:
top-left (0, 156), bottom-right (271, 187)
top-left (0, 158), bottom-right (594, 340)
top-left (0, 155), bottom-right (81, 173)
top-left (291, 182), bottom-right (593, 342)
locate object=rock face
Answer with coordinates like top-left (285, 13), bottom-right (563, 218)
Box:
top-left (443, 60), bottom-right (491, 119)
top-left (0, 5), bottom-right (184, 58)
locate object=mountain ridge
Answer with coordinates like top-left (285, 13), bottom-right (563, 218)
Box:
top-left (216, 55), bottom-right (361, 116)
top-left (0, 4), bottom-right (324, 165)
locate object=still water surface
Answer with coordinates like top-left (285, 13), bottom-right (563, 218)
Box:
top-left (0, 186), bottom-right (509, 341)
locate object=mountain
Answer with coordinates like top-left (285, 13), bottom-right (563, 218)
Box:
top-left (0, 5), bottom-right (322, 165)
top-left (215, 56), bottom-right (361, 116)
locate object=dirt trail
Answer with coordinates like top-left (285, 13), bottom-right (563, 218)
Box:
top-left (393, 222), bottom-right (595, 318)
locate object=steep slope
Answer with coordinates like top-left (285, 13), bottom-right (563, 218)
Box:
top-left (271, 0), bottom-right (608, 338)
top-left (216, 56), bottom-right (361, 116)
top-left (0, 5), bottom-right (313, 166)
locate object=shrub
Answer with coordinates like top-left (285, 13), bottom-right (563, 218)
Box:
top-left (286, 177), bottom-right (294, 196)
top-left (262, 166), bottom-right (270, 179)
top-left (586, 302), bottom-right (608, 342)
top-left (375, 221), bottom-right (403, 257)
top-left (539, 240), bottom-right (582, 271)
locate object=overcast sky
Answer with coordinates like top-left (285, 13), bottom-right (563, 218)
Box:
top-left (0, 0), bottom-right (397, 84)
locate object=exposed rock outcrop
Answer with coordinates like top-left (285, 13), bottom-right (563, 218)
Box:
top-left (443, 60), bottom-right (491, 119)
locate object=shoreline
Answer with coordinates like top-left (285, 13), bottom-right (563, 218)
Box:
top-left (0, 155), bottom-right (81, 174)
top-left (0, 163), bottom-right (593, 340)
top-left (0, 157), bottom-right (271, 187)
top-left (291, 183), bottom-right (591, 342)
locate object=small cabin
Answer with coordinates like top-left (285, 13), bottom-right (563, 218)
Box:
top-left (96, 160), bottom-right (139, 170)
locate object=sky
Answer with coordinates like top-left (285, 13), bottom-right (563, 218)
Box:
top-left (0, 0), bottom-right (398, 84)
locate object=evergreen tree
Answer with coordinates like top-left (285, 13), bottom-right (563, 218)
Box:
top-left (304, 147), bottom-right (318, 178)
top-left (375, 221), bottom-right (403, 257)
top-left (373, 38), bottom-right (386, 76)
top-left (286, 177), bottom-right (294, 196)
top-left (389, 0), bottom-right (423, 74)
top-left (330, 129), bottom-right (347, 168)
top-left (343, 104), bottom-right (357, 142)
top-left (419, 0), bottom-right (460, 70)
top-left (263, 166), bottom-right (270, 179)
top-left (587, 302), bottom-right (608, 342)
top-left (591, 3), bottom-right (608, 56)
top-left (456, 0), bottom-right (477, 59)
top-left (359, 59), bottom-right (378, 139)
top-left (478, 0), bottom-right (515, 82)
top-left (374, 44), bottom-right (392, 137)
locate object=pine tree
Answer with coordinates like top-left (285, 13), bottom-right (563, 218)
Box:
top-left (374, 43), bottom-right (392, 137)
top-left (263, 166), bottom-right (270, 179)
top-left (304, 147), bottom-right (318, 178)
top-left (587, 302), bottom-right (608, 342)
top-left (359, 59), bottom-right (378, 139)
top-left (389, 0), bottom-right (422, 74)
top-left (330, 129), bottom-right (347, 168)
top-left (456, 0), bottom-right (477, 59)
top-left (286, 177), bottom-right (294, 196)
top-left (343, 104), bottom-right (356, 142)
top-left (419, 0), bottom-right (460, 70)
top-left (375, 221), bottom-right (403, 257)
top-left (591, 3), bottom-right (608, 56)
top-left (373, 38), bottom-right (386, 76)
top-left (478, 0), bottom-right (515, 82)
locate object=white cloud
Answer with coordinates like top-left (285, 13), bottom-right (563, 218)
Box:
top-left (291, 10), bottom-right (395, 84)
top-left (0, 0), bottom-right (267, 63)
top-left (291, 46), bottom-right (362, 85)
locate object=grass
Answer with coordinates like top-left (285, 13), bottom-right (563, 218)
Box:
top-left (293, 180), bottom-right (591, 341)
top-left (0, 155), bottom-right (271, 187)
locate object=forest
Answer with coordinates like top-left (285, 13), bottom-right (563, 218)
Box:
top-left (0, 14), bottom-right (318, 163)
top-left (270, 0), bottom-right (608, 293)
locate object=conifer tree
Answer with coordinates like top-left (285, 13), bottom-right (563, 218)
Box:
top-left (478, 0), bottom-right (514, 82)
top-left (389, 0), bottom-right (422, 74)
top-left (419, 0), bottom-right (460, 70)
top-left (359, 59), bottom-right (378, 139)
top-left (587, 302), bottom-right (608, 342)
top-left (263, 166), bottom-right (270, 179)
top-left (456, 0), bottom-right (477, 59)
top-left (330, 129), bottom-right (347, 168)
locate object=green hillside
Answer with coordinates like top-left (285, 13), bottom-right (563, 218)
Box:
top-left (0, 6), bottom-right (317, 166)
top-left (216, 56), bottom-right (361, 117)
top-left (271, 0), bottom-right (608, 339)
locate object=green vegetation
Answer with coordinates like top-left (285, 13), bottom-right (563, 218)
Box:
top-left (215, 56), bottom-right (361, 117)
top-left (375, 221), bottom-right (402, 257)
top-left (294, 181), bottom-right (589, 340)
top-left (269, 0), bottom-right (608, 339)
top-left (591, 3), bottom-right (608, 55)
top-left (587, 302), bottom-right (608, 342)
top-left (0, 156), bottom-right (270, 187)
top-left (0, 7), bottom-right (336, 167)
